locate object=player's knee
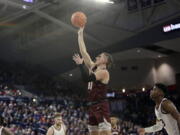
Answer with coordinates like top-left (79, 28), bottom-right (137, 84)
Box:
top-left (88, 125), bottom-right (99, 132)
top-left (90, 131), bottom-right (99, 135)
top-left (98, 120), bottom-right (111, 131)
top-left (99, 130), bottom-right (111, 135)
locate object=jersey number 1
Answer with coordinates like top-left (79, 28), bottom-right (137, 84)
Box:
top-left (88, 82), bottom-right (93, 90)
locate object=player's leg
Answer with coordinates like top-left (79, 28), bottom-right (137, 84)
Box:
top-left (98, 103), bottom-right (111, 135)
top-left (100, 130), bottom-right (111, 135)
top-left (90, 130), bottom-right (99, 135)
top-left (88, 113), bottom-right (100, 135)
top-left (99, 118), bottom-right (111, 135)
top-left (88, 125), bottom-right (99, 135)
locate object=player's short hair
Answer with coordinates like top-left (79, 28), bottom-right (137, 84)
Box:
top-left (154, 83), bottom-right (168, 94)
top-left (110, 114), bottom-right (119, 123)
top-left (54, 112), bottom-right (62, 118)
top-left (110, 114), bottom-right (118, 118)
top-left (103, 52), bottom-right (113, 69)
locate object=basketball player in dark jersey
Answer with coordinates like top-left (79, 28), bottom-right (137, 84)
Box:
top-left (73, 27), bottom-right (113, 135)
top-left (110, 116), bottom-right (121, 135)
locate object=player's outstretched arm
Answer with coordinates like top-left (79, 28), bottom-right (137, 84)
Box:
top-left (162, 100), bottom-right (180, 131)
top-left (78, 27), bottom-right (94, 69)
top-left (138, 120), bottom-right (164, 135)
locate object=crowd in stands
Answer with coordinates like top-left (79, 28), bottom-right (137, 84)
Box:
top-left (0, 63), bottom-right (82, 97)
top-left (0, 89), bottom-right (88, 135)
top-left (0, 101), bottom-right (88, 135)
top-left (1, 85), bottom-right (178, 135)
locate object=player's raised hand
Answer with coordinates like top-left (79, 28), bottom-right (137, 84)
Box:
top-left (73, 53), bottom-right (83, 65)
top-left (78, 27), bottom-right (84, 35)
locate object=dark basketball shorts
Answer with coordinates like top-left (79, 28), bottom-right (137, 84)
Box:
top-left (88, 101), bottom-right (111, 132)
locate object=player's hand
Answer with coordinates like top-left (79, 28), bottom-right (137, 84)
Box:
top-left (73, 53), bottom-right (83, 65)
top-left (138, 128), bottom-right (145, 135)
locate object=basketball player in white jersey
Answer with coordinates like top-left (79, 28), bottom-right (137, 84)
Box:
top-left (138, 83), bottom-right (180, 135)
top-left (46, 113), bottom-right (66, 135)
top-left (0, 116), bottom-right (14, 135)
top-left (110, 116), bottom-right (120, 135)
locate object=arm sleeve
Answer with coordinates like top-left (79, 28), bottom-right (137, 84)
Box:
top-left (79, 64), bottom-right (96, 82)
top-left (144, 120), bottom-right (164, 133)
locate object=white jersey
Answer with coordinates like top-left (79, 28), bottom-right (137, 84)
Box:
top-left (0, 126), bottom-right (3, 135)
top-left (52, 124), bottom-right (66, 135)
top-left (155, 98), bottom-right (180, 135)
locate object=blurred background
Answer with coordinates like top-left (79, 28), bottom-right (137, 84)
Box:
top-left (0, 0), bottom-right (180, 134)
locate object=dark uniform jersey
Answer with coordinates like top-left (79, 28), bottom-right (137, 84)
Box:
top-left (87, 81), bottom-right (108, 102)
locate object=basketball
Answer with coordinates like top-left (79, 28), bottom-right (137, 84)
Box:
top-left (71, 12), bottom-right (87, 28)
